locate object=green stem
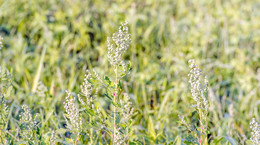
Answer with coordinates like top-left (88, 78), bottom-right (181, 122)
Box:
top-left (198, 108), bottom-right (204, 145)
top-left (114, 66), bottom-right (118, 141)
top-left (90, 117), bottom-right (93, 144)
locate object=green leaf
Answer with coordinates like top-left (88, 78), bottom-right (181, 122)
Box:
top-left (104, 93), bottom-right (112, 101)
top-left (212, 136), bottom-right (238, 145)
top-left (173, 135), bottom-right (182, 145)
top-left (56, 128), bottom-right (67, 134)
top-left (148, 116), bottom-right (156, 140)
top-left (183, 140), bottom-right (193, 145)
top-left (127, 61), bottom-right (132, 71)
top-left (129, 141), bottom-right (142, 145)
top-left (58, 139), bottom-right (73, 145)
top-left (111, 101), bottom-right (118, 107)
top-left (245, 140), bottom-right (253, 145)
top-left (223, 136), bottom-right (238, 145)
top-left (15, 140), bottom-right (28, 145)
top-left (85, 109), bottom-right (95, 116)
top-left (5, 86), bottom-right (13, 97)
top-left (212, 137), bottom-right (225, 144)
top-left (104, 76), bottom-right (112, 86)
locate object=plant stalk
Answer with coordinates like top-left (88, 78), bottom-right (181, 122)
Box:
top-left (114, 66), bottom-right (118, 141)
top-left (198, 108), bottom-right (204, 145)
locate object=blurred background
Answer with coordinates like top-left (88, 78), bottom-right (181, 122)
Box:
top-left (0, 0), bottom-right (259, 144)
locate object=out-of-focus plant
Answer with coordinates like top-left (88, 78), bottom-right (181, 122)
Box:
top-left (248, 118), bottom-right (260, 145)
top-left (179, 60), bottom-right (239, 145)
top-left (178, 59), bottom-right (209, 145)
top-left (0, 37), bottom-right (12, 144)
top-left (18, 105), bottom-right (41, 144)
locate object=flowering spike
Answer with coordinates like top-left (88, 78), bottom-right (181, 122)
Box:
top-left (107, 21), bottom-right (131, 72)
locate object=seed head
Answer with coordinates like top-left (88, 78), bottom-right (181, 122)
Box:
top-left (107, 21), bottom-right (131, 71)
top-left (114, 127), bottom-right (124, 145)
top-left (77, 70), bottom-right (98, 109)
top-left (121, 93), bottom-right (134, 122)
top-left (64, 90), bottom-right (81, 134)
top-left (250, 118), bottom-right (260, 145)
top-left (188, 59), bottom-right (208, 111)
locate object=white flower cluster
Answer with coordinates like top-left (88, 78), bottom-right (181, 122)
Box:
top-left (120, 93), bottom-right (134, 123)
top-left (78, 70), bottom-right (96, 109)
top-left (19, 105), bottom-right (39, 141)
top-left (19, 105), bottom-right (36, 130)
top-left (64, 90), bottom-right (81, 134)
top-left (36, 81), bottom-right (47, 97)
top-left (107, 21), bottom-right (131, 71)
top-left (1, 99), bottom-right (8, 115)
top-left (0, 36), bottom-right (3, 50)
top-left (0, 97), bottom-right (8, 127)
top-left (250, 118), bottom-right (260, 145)
top-left (49, 130), bottom-right (56, 145)
top-left (188, 59), bottom-right (208, 111)
top-left (114, 127), bottom-right (124, 145)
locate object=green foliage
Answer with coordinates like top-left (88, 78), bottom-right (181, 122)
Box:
top-left (0, 0), bottom-right (259, 144)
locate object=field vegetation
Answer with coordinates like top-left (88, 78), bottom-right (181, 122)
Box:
top-left (0, 0), bottom-right (259, 144)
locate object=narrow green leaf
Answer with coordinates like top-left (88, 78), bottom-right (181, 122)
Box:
top-left (85, 109), bottom-right (95, 116)
top-left (104, 93), bottom-right (112, 101)
top-left (223, 136), bottom-right (238, 145)
top-left (32, 47), bottom-right (46, 92)
top-left (148, 116), bottom-right (156, 140)
top-left (174, 135), bottom-right (182, 145)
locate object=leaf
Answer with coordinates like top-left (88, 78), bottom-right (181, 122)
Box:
top-left (158, 88), bottom-right (174, 117)
top-left (129, 141), bottom-right (142, 145)
top-left (223, 136), bottom-right (238, 145)
top-left (85, 109), bottom-right (95, 116)
top-left (56, 128), bottom-right (67, 134)
top-left (148, 116), bottom-right (156, 140)
top-left (120, 73), bottom-right (126, 77)
top-left (58, 139), bottom-right (73, 145)
top-left (245, 140), bottom-right (253, 145)
top-left (32, 47), bottom-right (46, 92)
top-left (5, 86), bottom-right (13, 97)
top-left (183, 140), bottom-right (193, 145)
top-left (127, 61), bottom-right (132, 71)
top-left (104, 93), bottom-right (112, 101)
top-left (212, 137), bottom-right (225, 144)
top-left (104, 76), bottom-right (112, 86)
top-left (15, 140), bottom-right (28, 145)
top-left (173, 135), bottom-right (182, 145)
top-left (111, 101), bottom-right (118, 107)
top-left (212, 136), bottom-right (238, 145)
